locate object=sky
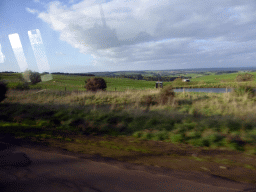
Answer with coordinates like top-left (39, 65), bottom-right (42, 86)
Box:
top-left (1, 0), bottom-right (256, 73)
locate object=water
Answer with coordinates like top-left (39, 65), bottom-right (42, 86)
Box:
top-left (173, 88), bottom-right (233, 93)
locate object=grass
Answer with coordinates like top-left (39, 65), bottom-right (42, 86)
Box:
top-left (2, 72), bottom-right (256, 91)
top-left (1, 72), bottom-right (256, 184)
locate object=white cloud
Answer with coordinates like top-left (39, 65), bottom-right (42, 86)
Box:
top-left (26, 7), bottom-right (39, 14)
top-left (33, 0), bottom-right (46, 5)
top-left (55, 51), bottom-right (66, 56)
top-left (28, 0), bottom-right (256, 70)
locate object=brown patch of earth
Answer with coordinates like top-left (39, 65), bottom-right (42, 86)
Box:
top-left (1, 133), bottom-right (256, 185)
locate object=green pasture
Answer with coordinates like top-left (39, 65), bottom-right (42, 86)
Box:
top-left (1, 71), bottom-right (256, 91)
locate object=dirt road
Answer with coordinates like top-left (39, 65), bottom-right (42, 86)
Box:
top-left (1, 142), bottom-right (256, 192)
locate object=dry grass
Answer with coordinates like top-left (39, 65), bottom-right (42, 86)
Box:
top-left (3, 88), bottom-right (256, 118)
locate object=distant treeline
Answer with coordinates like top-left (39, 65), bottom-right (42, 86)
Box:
top-left (106, 74), bottom-right (191, 82)
top-left (0, 71), bottom-right (19, 73)
top-left (215, 71), bottom-right (238, 75)
top-left (51, 72), bottom-right (95, 76)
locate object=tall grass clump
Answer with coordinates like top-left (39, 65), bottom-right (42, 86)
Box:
top-left (233, 85), bottom-right (255, 97)
top-left (157, 85), bottom-right (175, 105)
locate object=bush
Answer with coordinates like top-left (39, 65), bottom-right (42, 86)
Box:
top-left (233, 85), bottom-right (255, 97)
top-left (236, 73), bottom-right (254, 82)
top-left (140, 95), bottom-right (157, 107)
top-left (0, 81), bottom-right (8, 102)
top-left (170, 133), bottom-right (185, 143)
top-left (22, 70), bottom-right (41, 84)
top-left (157, 85), bottom-right (175, 105)
top-left (85, 77), bottom-right (107, 92)
top-left (189, 138), bottom-right (210, 147)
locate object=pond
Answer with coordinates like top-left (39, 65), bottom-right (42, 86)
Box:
top-left (173, 88), bottom-right (234, 93)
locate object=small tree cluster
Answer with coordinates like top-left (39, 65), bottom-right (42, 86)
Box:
top-left (0, 81), bottom-right (8, 103)
top-left (236, 73), bottom-right (254, 82)
top-left (85, 77), bottom-right (107, 92)
top-left (22, 70), bottom-right (41, 84)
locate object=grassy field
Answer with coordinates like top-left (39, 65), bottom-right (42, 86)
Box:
top-left (2, 71), bottom-right (256, 90)
top-left (1, 72), bottom-right (256, 184)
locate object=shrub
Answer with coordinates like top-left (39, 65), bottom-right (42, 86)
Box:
top-left (140, 130), bottom-right (154, 140)
top-left (85, 77), bottom-right (107, 92)
top-left (140, 95), bottom-right (157, 107)
top-left (189, 138), bottom-right (210, 147)
top-left (225, 119), bottom-right (242, 132)
top-left (236, 73), bottom-right (254, 82)
top-left (170, 133), bottom-right (185, 143)
top-left (132, 131), bottom-right (143, 138)
top-left (152, 130), bottom-right (169, 141)
top-left (157, 85), bottom-right (175, 105)
top-left (0, 81), bottom-right (8, 103)
top-left (23, 70), bottom-right (42, 84)
top-left (233, 85), bottom-right (255, 97)
top-left (225, 136), bottom-right (245, 151)
top-left (204, 133), bottom-right (225, 147)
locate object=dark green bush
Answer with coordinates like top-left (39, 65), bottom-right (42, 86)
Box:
top-left (85, 77), bottom-right (107, 91)
top-left (189, 138), bottom-right (210, 147)
top-left (0, 81), bottom-right (8, 102)
top-left (225, 135), bottom-right (245, 151)
top-left (225, 119), bottom-right (242, 132)
top-left (23, 70), bottom-right (41, 84)
top-left (233, 85), bottom-right (255, 97)
top-left (170, 133), bottom-right (185, 143)
top-left (205, 133), bottom-right (225, 146)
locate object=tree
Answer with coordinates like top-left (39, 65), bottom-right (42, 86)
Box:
top-left (23, 70), bottom-right (41, 84)
top-left (85, 77), bottom-right (107, 91)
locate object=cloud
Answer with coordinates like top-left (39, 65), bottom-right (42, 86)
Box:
top-left (28, 0), bottom-right (256, 70)
top-left (26, 7), bottom-right (39, 14)
top-left (33, 0), bottom-right (46, 5)
top-left (55, 51), bottom-right (66, 56)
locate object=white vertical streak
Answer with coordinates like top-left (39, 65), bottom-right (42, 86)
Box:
top-left (0, 43), bottom-right (5, 63)
top-left (8, 33), bottom-right (28, 72)
top-left (28, 29), bottom-right (52, 81)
